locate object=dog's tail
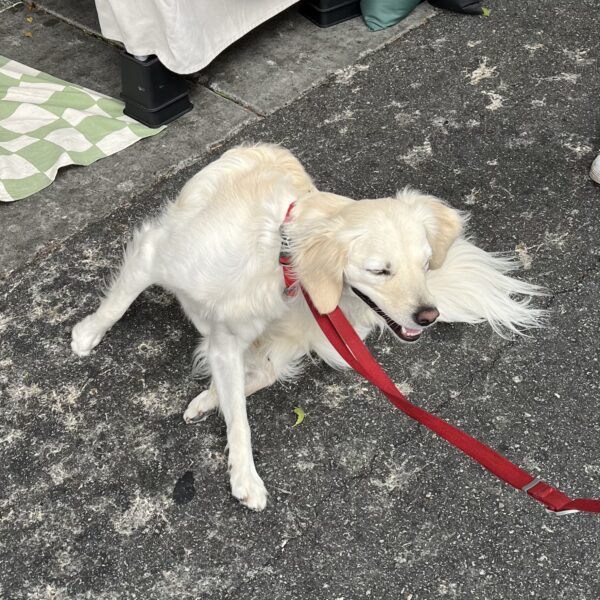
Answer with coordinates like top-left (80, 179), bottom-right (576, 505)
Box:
top-left (426, 238), bottom-right (548, 337)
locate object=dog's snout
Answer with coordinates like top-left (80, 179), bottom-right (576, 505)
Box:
top-left (414, 306), bottom-right (439, 326)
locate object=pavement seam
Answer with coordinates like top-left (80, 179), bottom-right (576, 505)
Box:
top-left (22, 2), bottom-right (437, 126)
top-left (205, 4), bottom-right (439, 122)
top-left (24, 1), bottom-right (261, 119)
top-left (205, 87), bottom-right (267, 118)
top-left (26, 1), bottom-right (122, 48)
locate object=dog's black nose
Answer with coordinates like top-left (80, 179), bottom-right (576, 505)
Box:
top-left (414, 306), bottom-right (439, 326)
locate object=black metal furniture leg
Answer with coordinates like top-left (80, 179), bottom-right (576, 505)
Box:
top-left (299, 0), bottom-right (361, 27)
top-left (119, 52), bottom-right (193, 128)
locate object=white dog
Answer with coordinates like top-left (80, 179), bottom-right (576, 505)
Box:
top-left (72, 144), bottom-right (545, 510)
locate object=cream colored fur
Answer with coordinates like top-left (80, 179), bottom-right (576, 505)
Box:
top-left (71, 144), bottom-right (545, 511)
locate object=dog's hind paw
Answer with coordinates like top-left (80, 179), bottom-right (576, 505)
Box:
top-left (230, 469), bottom-right (268, 511)
top-left (183, 389), bottom-right (218, 424)
top-left (71, 315), bottom-right (106, 357)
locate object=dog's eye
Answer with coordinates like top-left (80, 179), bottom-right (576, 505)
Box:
top-left (367, 268), bottom-right (391, 276)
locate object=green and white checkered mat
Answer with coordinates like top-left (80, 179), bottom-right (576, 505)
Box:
top-left (0, 56), bottom-right (164, 202)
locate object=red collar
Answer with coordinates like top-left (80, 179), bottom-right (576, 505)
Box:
top-left (279, 202), bottom-right (298, 296)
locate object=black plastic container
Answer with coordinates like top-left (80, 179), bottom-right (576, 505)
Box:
top-left (119, 52), bottom-right (193, 128)
top-left (300, 0), bottom-right (361, 27)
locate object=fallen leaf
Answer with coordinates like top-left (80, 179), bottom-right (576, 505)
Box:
top-left (515, 242), bottom-right (532, 270)
top-left (292, 407), bottom-right (305, 427)
top-left (482, 7), bottom-right (490, 17)
top-left (26, 16), bottom-right (33, 23)
top-left (23, 30), bottom-right (33, 37)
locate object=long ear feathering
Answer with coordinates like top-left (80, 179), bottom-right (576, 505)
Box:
top-left (426, 237), bottom-right (548, 338)
top-left (287, 193), bottom-right (354, 314)
top-left (289, 223), bottom-right (347, 315)
top-left (396, 188), bottom-right (467, 269)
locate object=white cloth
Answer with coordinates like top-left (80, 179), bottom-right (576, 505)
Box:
top-left (94, 0), bottom-right (298, 74)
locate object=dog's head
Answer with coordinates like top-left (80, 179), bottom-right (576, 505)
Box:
top-left (290, 189), bottom-right (464, 342)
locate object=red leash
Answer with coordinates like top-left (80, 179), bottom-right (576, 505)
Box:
top-left (304, 293), bottom-right (600, 515)
top-left (279, 204), bottom-right (600, 514)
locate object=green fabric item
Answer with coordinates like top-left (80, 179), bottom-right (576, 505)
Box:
top-left (0, 56), bottom-right (165, 202)
top-left (361, 0), bottom-right (422, 31)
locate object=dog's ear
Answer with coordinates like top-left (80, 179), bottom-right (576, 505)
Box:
top-left (293, 235), bottom-right (347, 314)
top-left (418, 196), bottom-right (464, 269)
top-left (289, 193), bottom-right (352, 314)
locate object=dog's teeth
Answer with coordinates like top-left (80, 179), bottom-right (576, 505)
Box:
top-left (401, 326), bottom-right (421, 337)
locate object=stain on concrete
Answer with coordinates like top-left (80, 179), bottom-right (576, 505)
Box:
top-left (173, 471), bottom-right (196, 505)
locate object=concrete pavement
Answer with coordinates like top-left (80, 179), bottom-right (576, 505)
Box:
top-left (1, 1), bottom-right (599, 598)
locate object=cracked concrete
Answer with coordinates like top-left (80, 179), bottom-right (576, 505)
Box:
top-left (1, 0), bottom-right (600, 599)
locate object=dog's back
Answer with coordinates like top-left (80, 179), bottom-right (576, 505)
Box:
top-left (171, 144), bottom-right (315, 215)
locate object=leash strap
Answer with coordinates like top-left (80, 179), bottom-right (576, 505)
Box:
top-left (279, 203), bottom-right (299, 297)
top-left (302, 291), bottom-right (600, 515)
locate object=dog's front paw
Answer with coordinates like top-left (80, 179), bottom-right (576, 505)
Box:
top-left (183, 389), bottom-right (218, 424)
top-left (71, 315), bottom-right (105, 357)
top-left (230, 468), bottom-right (268, 511)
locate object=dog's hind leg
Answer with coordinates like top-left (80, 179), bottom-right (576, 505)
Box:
top-left (183, 386), bottom-right (220, 423)
top-left (71, 224), bottom-right (159, 356)
top-left (183, 346), bottom-right (277, 423)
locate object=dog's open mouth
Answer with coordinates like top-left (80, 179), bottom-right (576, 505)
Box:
top-left (351, 288), bottom-right (423, 343)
